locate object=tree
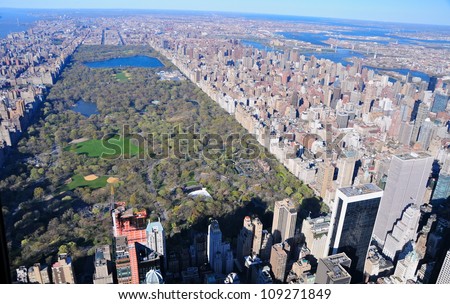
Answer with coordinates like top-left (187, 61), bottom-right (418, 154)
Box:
top-left (58, 244), bottom-right (69, 254)
top-left (33, 187), bottom-right (44, 200)
top-left (285, 186), bottom-right (293, 196)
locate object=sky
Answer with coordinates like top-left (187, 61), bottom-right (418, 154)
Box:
top-left (1, 0), bottom-right (450, 26)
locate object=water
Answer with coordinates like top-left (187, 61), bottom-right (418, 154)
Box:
top-left (0, 9), bottom-right (41, 38)
top-left (241, 40), bottom-right (266, 50)
top-left (364, 66), bottom-right (430, 82)
top-left (280, 32), bottom-right (330, 46)
top-left (303, 49), bottom-right (365, 66)
top-left (72, 100), bottom-right (99, 117)
top-left (84, 56), bottom-right (164, 68)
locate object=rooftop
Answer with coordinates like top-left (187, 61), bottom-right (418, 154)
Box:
top-left (339, 183), bottom-right (383, 197)
top-left (321, 253), bottom-right (352, 281)
top-left (396, 152), bottom-right (432, 161)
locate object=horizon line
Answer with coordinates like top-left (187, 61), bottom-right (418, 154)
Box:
top-left (1, 7), bottom-right (450, 27)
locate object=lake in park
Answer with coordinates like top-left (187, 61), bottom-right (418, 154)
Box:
top-left (84, 55), bottom-right (164, 68)
top-left (72, 100), bottom-right (99, 117)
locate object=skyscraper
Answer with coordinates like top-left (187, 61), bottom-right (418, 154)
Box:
top-left (301, 214), bottom-right (331, 259)
top-left (431, 173), bottom-right (450, 207)
top-left (417, 119), bottom-right (436, 150)
top-left (382, 204), bottom-right (421, 260)
top-left (112, 202), bottom-right (148, 284)
top-left (236, 216), bottom-right (254, 267)
top-left (436, 249), bottom-right (450, 284)
top-left (93, 246), bottom-right (114, 284)
top-left (431, 93), bottom-right (449, 113)
top-left (393, 249), bottom-right (420, 283)
top-left (146, 221), bottom-right (166, 262)
top-left (207, 220), bottom-right (234, 274)
top-left (373, 152), bottom-right (433, 246)
top-left (207, 220), bottom-right (223, 270)
top-left (327, 184), bottom-right (383, 282)
top-left (336, 151), bottom-right (357, 187)
top-left (316, 160), bottom-right (334, 199)
top-left (272, 199), bottom-right (297, 244)
top-left (252, 217), bottom-right (263, 256)
top-left (410, 103), bottom-right (429, 143)
top-left (269, 242), bottom-right (290, 283)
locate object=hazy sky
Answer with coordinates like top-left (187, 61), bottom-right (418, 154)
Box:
top-left (1, 0), bottom-right (450, 26)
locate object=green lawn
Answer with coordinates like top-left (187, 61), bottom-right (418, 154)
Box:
top-left (63, 174), bottom-right (109, 191)
top-left (65, 136), bottom-right (142, 158)
top-left (114, 71), bottom-right (131, 82)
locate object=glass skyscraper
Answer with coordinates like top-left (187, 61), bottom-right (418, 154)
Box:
top-left (327, 184), bottom-right (383, 282)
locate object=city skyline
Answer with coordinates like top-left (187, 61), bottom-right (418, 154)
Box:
top-left (1, 0), bottom-right (450, 26)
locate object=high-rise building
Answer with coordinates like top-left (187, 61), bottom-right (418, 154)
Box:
top-left (382, 204), bottom-right (421, 260)
top-left (190, 233), bottom-right (207, 267)
top-left (269, 242), bottom-right (290, 283)
top-left (315, 253), bottom-right (352, 284)
top-left (114, 236), bottom-right (132, 284)
top-left (431, 93), bottom-right (449, 113)
top-left (301, 215), bottom-right (331, 259)
top-left (272, 199), bottom-right (297, 244)
top-left (112, 202), bottom-right (148, 284)
top-left (135, 242), bottom-right (163, 284)
top-left (146, 221), bottom-right (166, 268)
top-left (373, 153), bottom-right (433, 246)
top-left (28, 263), bottom-right (51, 284)
top-left (244, 255), bottom-right (262, 283)
top-left (436, 249), bottom-right (450, 284)
top-left (417, 119), bottom-right (436, 150)
top-left (52, 254), bottom-right (75, 284)
top-left (398, 121), bottom-right (414, 146)
top-left (336, 151), bottom-right (356, 187)
top-left (327, 184), bottom-right (383, 282)
top-left (252, 217), bottom-right (263, 256)
top-left (428, 76), bottom-right (438, 92)
top-left (410, 103), bottom-right (429, 143)
top-left (431, 173), bottom-right (450, 207)
top-left (336, 112), bottom-right (349, 128)
top-left (260, 230), bottom-right (273, 261)
top-left (316, 160), bottom-right (334, 199)
top-left (236, 216), bottom-right (254, 267)
top-left (207, 220), bottom-right (223, 270)
top-left (393, 250), bottom-right (420, 283)
top-left (93, 246), bottom-right (114, 284)
top-left (207, 220), bottom-right (233, 274)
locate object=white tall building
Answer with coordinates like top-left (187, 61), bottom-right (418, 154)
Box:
top-left (436, 249), bottom-right (450, 284)
top-left (207, 220), bottom-right (234, 274)
top-left (393, 250), bottom-right (420, 283)
top-left (207, 220), bottom-right (223, 270)
top-left (146, 221), bottom-right (166, 257)
top-left (301, 215), bottom-right (331, 259)
top-left (373, 152), bottom-right (433, 246)
top-left (382, 204), bottom-right (421, 260)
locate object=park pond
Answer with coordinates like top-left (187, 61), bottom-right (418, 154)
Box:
top-left (83, 55), bottom-right (164, 68)
top-left (72, 99), bottom-right (99, 117)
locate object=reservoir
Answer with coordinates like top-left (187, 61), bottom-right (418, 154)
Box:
top-left (84, 55), bottom-right (164, 68)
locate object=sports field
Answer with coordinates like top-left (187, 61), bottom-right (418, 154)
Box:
top-left (63, 174), bottom-right (109, 191)
top-left (65, 136), bottom-right (142, 158)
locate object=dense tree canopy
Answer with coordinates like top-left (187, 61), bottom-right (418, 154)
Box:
top-left (0, 45), bottom-right (324, 269)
